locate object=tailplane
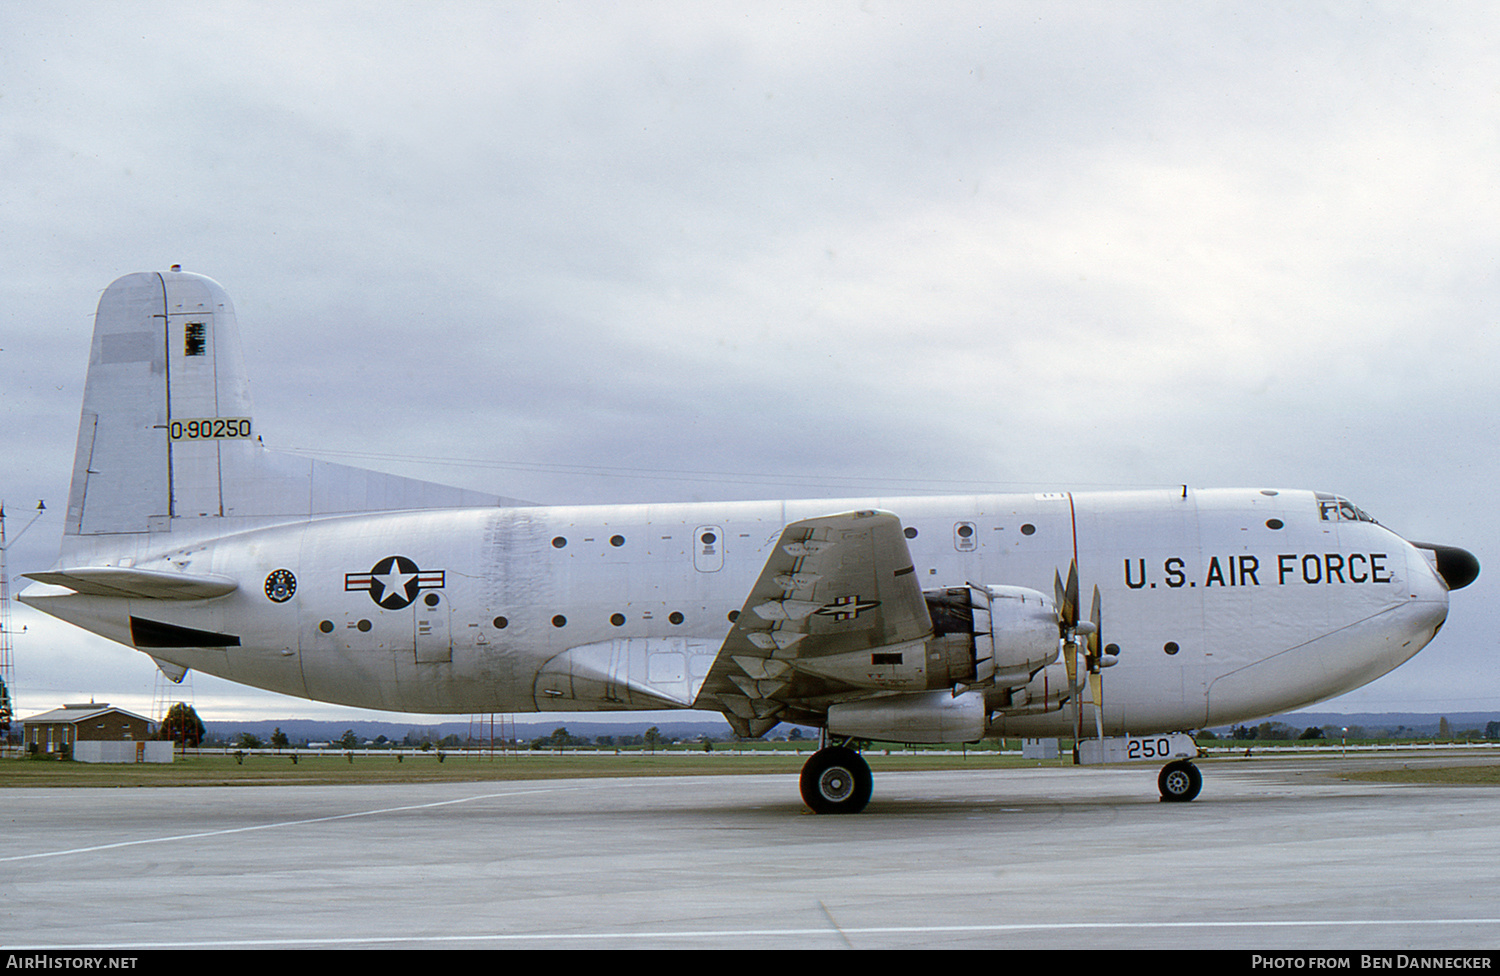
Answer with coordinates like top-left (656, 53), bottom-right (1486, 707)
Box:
top-left (65, 270), bottom-right (520, 541)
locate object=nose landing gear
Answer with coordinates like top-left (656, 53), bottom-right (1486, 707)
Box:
top-left (1158, 759), bottom-right (1202, 802)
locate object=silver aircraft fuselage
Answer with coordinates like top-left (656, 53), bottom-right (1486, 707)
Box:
top-left (25, 486), bottom-right (1453, 736)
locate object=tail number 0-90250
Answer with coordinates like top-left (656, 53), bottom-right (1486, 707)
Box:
top-left (1126, 737), bottom-right (1174, 760)
top-left (169, 417), bottom-right (253, 441)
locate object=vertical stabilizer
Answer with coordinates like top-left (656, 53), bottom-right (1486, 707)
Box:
top-left (65, 271), bottom-right (520, 540)
top-left (67, 270), bottom-right (250, 534)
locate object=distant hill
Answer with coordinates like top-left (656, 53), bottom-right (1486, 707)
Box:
top-left (1220, 711), bottom-right (1499, 737)
top-left (203, 717), bottom-right (738, 746)
top-left (201, 709), bottom-right (1500, 746)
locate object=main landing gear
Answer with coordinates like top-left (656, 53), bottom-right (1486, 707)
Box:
top-left (800, 745), bottom-right (873, 814)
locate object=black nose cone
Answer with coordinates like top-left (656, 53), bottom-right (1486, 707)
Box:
top-left (1412, 543), bottom-right (1480, 591)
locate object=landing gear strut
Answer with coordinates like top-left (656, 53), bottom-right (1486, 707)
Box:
top-left (800, 746), bottom-right (873, 814)
top-left (1158, 759), bottom-right (1202, 802)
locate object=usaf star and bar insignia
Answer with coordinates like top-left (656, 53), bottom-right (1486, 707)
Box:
top-left (345, 555), bottom-right (445, 610)
top-left (814, 595), bottom-right (880, 621)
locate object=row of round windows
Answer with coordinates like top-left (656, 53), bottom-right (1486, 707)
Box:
top-left (550, 532), bottom-right (723, 549)
top-left (545, 526), bottom-right (1051, 550)
top-left (317, 608), bottom-right (741, 634)
top-left (492, 609), bottom-right (742, 629)
top-left (316, 617), bottom-right (1181, 656)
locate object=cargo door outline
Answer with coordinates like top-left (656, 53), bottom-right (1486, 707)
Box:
top-left (415, 592), bottom-right (453, 663)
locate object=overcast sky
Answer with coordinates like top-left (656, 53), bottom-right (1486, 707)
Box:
top-left (3, 2), bottom-right (1497, 728)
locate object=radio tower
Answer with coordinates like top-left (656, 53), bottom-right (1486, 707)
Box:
top-left (0, 501), bottom-right (47, 753)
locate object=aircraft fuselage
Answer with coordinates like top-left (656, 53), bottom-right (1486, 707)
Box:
top-left (26, 486), bottom-right (1451, 736)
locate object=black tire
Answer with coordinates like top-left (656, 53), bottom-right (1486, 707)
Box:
top-left (1158, 759), bottom-right (1202, 802)
top-left (800, 747), bottom-right (873, 814)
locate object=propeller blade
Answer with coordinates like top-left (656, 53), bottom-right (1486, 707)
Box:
top-left (1089, 669), bottom-right (1105, 740)
top-left (1088, 585), bottom-right (1104, 741)
top-left (1064, 561), bottom-right (1079, 628)
top-left (1088, 585), bottom-right (1101, 659)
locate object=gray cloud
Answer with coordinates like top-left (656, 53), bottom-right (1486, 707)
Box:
top-left (3, 2), bottom-right (1496, 721)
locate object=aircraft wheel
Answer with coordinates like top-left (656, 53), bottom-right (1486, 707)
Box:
top-left (800, 747), bottom-right (872, 814)
top-left (1158, 759), bottom-right (1202, 803)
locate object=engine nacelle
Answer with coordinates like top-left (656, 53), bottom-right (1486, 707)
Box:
top-left (924, 584), bottom-right (1060, 688)
top-left (795, 585), bottom-right (1062, 696)
top-left (828, 689), bottom-right (986, 744)
top-left (1004, 661), bottom-right (1076, 712)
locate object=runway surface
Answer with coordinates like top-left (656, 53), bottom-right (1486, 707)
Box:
top-left (4, 757), bottom-right (1499, 950)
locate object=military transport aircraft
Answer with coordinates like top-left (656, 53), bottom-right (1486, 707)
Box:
top-left (21, 270), bottom-right (1479, 812)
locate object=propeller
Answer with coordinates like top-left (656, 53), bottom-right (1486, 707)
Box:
top-left (1054, 561), bottom-right (1112, 758)
top-left (1053, 564), bottom-right (1084, 757)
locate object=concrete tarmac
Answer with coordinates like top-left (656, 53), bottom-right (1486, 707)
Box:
top-left (4, 756), bottom-right (1499, 950)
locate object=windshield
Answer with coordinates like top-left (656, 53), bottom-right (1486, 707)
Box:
top-left (1315, 492), bottom-right (1378, 524)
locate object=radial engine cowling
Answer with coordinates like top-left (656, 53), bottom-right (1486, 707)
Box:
top-left (924, 584), bottom-right (1060, 689)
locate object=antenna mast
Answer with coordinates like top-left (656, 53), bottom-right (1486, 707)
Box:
top-left (0, 501), bottom-right (47, 752)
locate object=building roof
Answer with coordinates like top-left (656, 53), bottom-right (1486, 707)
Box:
top-left (21, 702), bottom-right (152, 726)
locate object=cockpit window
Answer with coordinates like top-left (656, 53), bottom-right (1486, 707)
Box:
top-left (1315, 492), bottom-right (1378, 524)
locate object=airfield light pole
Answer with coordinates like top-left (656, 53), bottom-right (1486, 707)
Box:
top-left (0, 501), bottom-right (47, 754)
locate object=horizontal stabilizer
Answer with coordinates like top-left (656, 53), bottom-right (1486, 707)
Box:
top-left (24, 567), bottom-right (238, 600)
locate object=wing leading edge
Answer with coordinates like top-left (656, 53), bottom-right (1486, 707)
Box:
top-left (694, 510), bottom-right (933, 737)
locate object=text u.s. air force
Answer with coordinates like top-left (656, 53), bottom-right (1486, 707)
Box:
top-left (1124, 553), bottom-right (1393, 590)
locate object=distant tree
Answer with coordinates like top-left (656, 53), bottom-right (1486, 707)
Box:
top-left (645, 726), bottom-right (661, 753)
top-left (158, 703), bottom-right (205, 747)
top-left (404, 728), bottom-right (439, 748)
top-left (1439, 716), bottom-right (1452, 739)
top-left (1197, 729), bottom-right (1217, 740)
top-left (1255, 722), bottom-right (1297, 740)
top-left (338, 729), bottom-right (358, 750)
top-left (532, 727), bottom-right (576, 750)
top-left (1230, 725), bottom-right (1256, 741)
top-left (270, 727), bottom-right (289, 752)
top-left (1485, 721), bottom-right (1499, 740)
top-left (788, 728), bottom-right (805, 741)
top-left (236, 731), bottom-right (263, 749)
top-left (1298, 726), bottom-right (1325, 740)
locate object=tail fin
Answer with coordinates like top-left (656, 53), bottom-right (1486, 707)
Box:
top-left (65, 270), bottom-right (519, 538)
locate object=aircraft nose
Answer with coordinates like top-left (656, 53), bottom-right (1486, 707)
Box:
top-left (1410, 542), bottom-right (1480, 591)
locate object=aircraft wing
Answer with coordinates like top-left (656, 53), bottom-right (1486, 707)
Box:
top-left (693, 509), bottom-right (933, 737)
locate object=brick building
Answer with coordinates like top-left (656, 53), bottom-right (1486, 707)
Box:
top-left (22, 702), bottom-right (153, 756)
